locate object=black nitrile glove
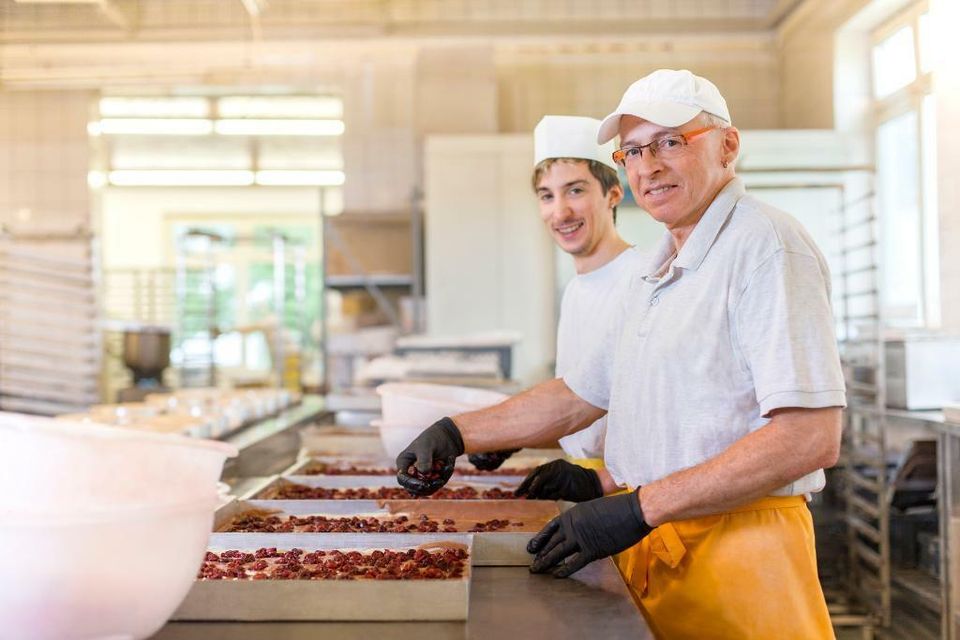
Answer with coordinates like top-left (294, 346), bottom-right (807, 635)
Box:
top-left (515, 460), bottom-right (603, 502)
top-left (468, 449), bottom-right (520, 471)
top-left (527, 488), bottom-right (652, 578)
top-left (395, 417), bottom-right (465, 496)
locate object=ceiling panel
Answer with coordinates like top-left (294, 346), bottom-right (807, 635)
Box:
top-left (2, 0), bottom-right (794, 43)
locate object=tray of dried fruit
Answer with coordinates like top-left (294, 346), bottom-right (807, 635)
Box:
top-left (214, 498), bottom-right (560, 566)
top-left (282, 454), bottom-right (542, 481)
top-left (245, 474), bottom-right (533, 502)
top-left (173, 533), bottom-right (472, 621)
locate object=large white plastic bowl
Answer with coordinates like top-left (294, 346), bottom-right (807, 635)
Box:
top-left (376, 383), bottom-right (508, 426)
top-left (0, 496), bottom-right (219, 640)
top-left (373, 419), bottom-right (429, 459)
top-left (0, 412), bottom-right (237, 514)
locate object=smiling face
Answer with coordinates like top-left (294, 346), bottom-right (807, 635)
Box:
top-left (534, 160), bottom-right (623, 262)
top-left (618, 114), bottom-right (739, 231)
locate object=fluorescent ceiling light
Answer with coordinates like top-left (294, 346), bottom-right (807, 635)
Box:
top-left (100, 97), bottom-right (210, 118)
top-left (218, 96), bottom-right (343, 119)
top-left (255, 170), bottom-right (346, 186)
top-left (99, 118), bottom-right (214, 135)
top-left (214, 119), bottom-right (345, 136)
top-left (108, 170), bottom-right (255, 186)
top-left (87, 171), bottom-right (107, 189)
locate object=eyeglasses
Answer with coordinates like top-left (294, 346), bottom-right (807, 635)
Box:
top-left (612, 126), bottom-right (718, 167)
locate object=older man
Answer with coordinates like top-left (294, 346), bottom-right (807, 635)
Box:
top-left (397, 69), bottom-right (844, 639)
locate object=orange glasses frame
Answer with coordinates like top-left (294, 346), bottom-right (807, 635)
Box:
top-left (611, 125), bottom-right (717, 166)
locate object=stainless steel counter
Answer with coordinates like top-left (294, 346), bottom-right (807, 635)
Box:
top-left (221, 395), bottom-right (329, 479)
top-left (152, 558), bottom-right (651, 639)
top-left (157, 395), bottom-right (651, 639)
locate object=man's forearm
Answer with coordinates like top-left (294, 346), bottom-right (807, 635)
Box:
top-left (454, 378), bottom-right (605, 453)
top-left (638, 407), bottom-right (842, 526)
top-left (598, 468), bottom-right (620, 495)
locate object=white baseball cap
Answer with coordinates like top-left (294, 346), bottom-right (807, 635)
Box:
top-left (534, 115), bottom-right (618, 171)
top-left (597, 69), bottom-right (731, 144)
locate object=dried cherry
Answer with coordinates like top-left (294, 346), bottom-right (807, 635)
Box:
top-left (225, 510), bottom-right (523, 533)
top-left (264, 481), bottom-right (526, 501)
top-left (196, 546), bottom-right (469, 581)
top-left (303, 461), bottom-right (537, 477)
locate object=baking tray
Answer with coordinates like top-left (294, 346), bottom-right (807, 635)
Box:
top-left (172, 533), bottom-right (472, 621)
top-left (283, 456), bottom-right (529, 483)
top-left (214, 499), bottom-right (558, 566)
top-left (246, 475), bottom-right (526, 502)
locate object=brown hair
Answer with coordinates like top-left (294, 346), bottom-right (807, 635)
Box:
top-left (531, 158), bottom-right (621, 222)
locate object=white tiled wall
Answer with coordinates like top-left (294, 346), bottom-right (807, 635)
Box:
top-left (0, 90), bottom-right (93, 231)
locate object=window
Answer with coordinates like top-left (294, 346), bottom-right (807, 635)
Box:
top-left (876, 111), bottom-right (921, 321)
top-left (872, 26), bottom-right (916, 98)
top-left (169, 217), bottom-right (321, 383)
top-left (871, 3), bottom-right (939, 327)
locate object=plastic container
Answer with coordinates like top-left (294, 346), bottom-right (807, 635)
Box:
top-left (376, 383), bottom-right (508, 425)
top-left (0, 412), bottom-right (237, 514)
top-left (0, 496), bottom-right (220, 640)
top-left (373, 419), bottom-right (428, 459)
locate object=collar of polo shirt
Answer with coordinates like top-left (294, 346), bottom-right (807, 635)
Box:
top-left (643, 177), bottom-right (746, 279)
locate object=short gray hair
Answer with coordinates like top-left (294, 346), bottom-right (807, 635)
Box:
top-left (700, 112), bottom-right (731, 129)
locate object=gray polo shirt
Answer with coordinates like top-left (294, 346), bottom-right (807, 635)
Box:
top-left (564, 177), bottom-right (846, 496)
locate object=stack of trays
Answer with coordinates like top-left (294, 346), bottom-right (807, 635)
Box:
top-left (0, 241), bottom-right (100, 415)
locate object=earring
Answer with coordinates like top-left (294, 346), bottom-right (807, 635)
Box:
top-left (722, 160), bottom-right (728, 168)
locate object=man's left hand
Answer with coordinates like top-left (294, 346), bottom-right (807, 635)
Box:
top-left (527, 489), bottom-right (652, 578)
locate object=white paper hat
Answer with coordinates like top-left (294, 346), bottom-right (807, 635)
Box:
top-left (534, 115), bottom-right (618, 171)
top-left (597, 69), bottom-right (731, 144)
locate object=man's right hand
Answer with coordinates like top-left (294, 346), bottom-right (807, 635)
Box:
top-left (468, 449), bottom-right (520, 471)
top-left (515, 459), bottom-right (603, 502)
top-left (395, 417), bottom-right (465, 496)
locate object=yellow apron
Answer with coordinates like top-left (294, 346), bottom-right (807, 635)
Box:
top-left (614, 495), bottom-right (835, 640)
top-left (567, 456), bottom-right (606, 471)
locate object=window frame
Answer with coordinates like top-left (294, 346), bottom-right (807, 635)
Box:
top-left (870, 1), bottom-right (939, 328)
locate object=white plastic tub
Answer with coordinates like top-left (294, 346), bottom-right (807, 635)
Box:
top-left (0, 496), bottom-right (220, 640)
top-left (0, 412), bottom-right (237, 514)
top-left (373, 419), bottom-right (427, 459)
top-left (376, 383), bottom-right (507, 426)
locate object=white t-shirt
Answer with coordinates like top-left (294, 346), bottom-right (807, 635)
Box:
top-left (564, 178), bottom-right (846, 495)
top-left (556, 247), bottom-right (647, 459)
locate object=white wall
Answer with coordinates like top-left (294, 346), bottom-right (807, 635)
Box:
top-left (424, 134), bottom-right (556, 385)
top-left (0, 90), bottom-right (92, 231)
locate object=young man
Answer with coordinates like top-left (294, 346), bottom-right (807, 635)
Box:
top-left (397, 69), bottom-right (844, 639)
top-left (513, 115), bottom-right (645, 501)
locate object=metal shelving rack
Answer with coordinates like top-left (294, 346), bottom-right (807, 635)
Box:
top-left (319, 186), bottom-right (424, 391)
top-left (831, 187), bottom-right (890, 638)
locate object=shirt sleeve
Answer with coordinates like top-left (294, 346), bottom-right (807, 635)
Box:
top-left (561, 289), bottom-right (630, 412)
top-left (734, 249), bottom-right (847, 416)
